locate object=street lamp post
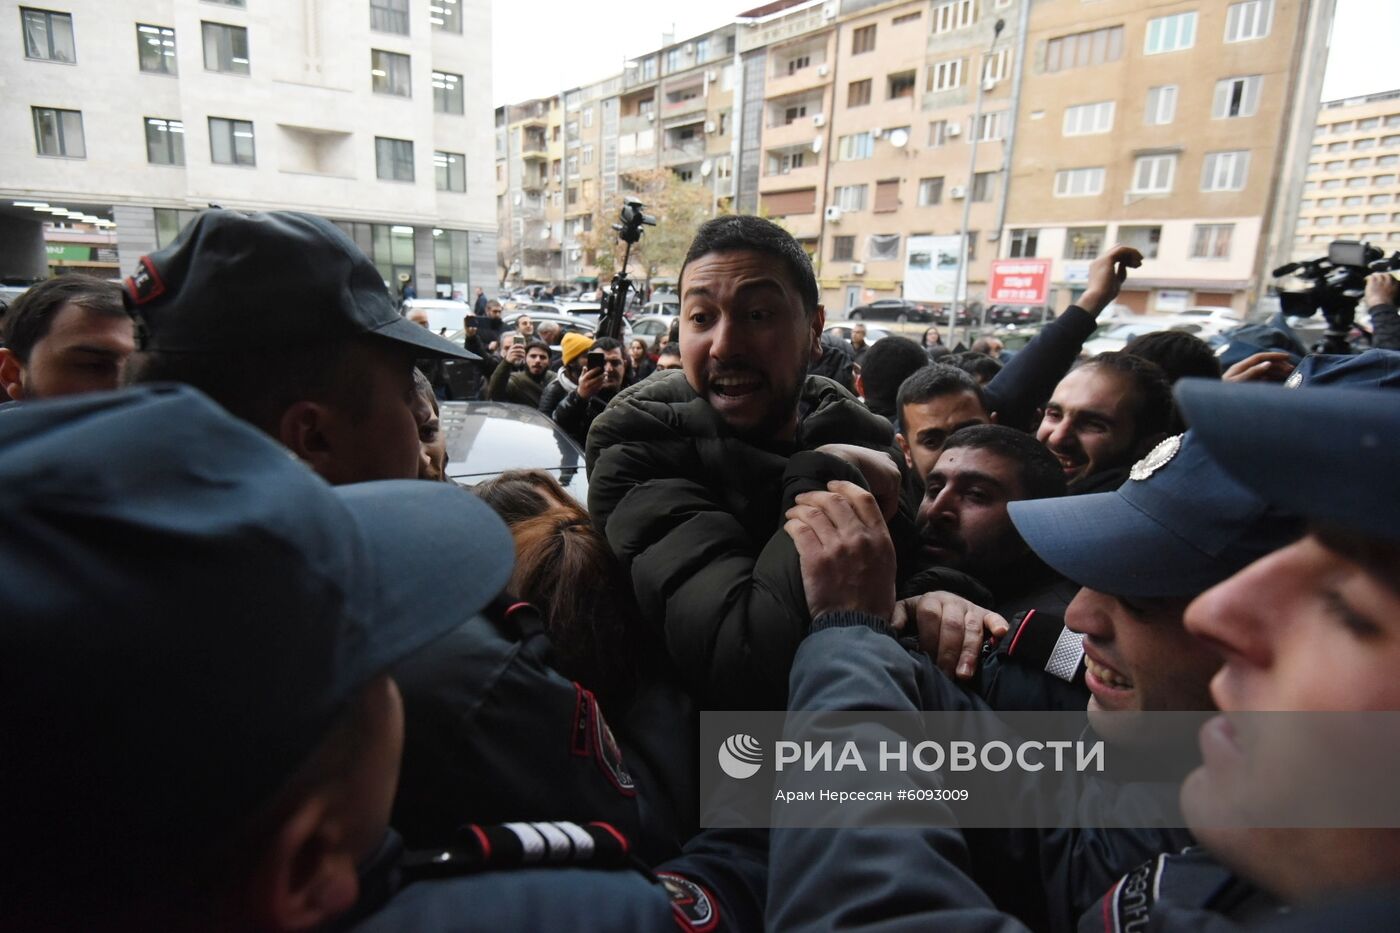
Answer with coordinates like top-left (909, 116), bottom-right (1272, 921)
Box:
top-left (953, 17), bottom-right (1005, 345)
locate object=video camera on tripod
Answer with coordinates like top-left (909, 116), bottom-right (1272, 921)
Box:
top-left (1273, 240), bottom-right (1400, 355)
top-left (594, 199), bottom-right (657, 341)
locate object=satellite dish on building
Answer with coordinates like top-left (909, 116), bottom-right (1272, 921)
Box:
top-left (539, 227), bottom-right (551, 240)
top-left (812, 136), bottom-right (823, 153)
top-left (888, 127), bottom-right (910, 148)
top-left (700, 159), bottom-right (713, 177)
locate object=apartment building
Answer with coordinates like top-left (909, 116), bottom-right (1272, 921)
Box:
top-left (2, 0), bottom-right (496, 296)
top-left (1291, 89), bottom-right (1400, 262)
top-left (492, 0), bottom-right (1334, 307)
top-left (1003, 0), bottom-right (1331, 314)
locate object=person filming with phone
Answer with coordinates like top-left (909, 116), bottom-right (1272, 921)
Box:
top-left (548, 337), bottom-right (625, 446)
top-left (486, 333), bottom-right (555, 408)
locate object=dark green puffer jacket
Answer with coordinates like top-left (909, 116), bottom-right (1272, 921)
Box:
top-left (585, 370), bottom-right (896, 709)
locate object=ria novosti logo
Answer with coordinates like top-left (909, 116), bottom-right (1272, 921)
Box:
top-left (717, 734), bottom-right (764, 779)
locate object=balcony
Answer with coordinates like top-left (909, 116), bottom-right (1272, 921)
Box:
top-left (765, 62), bottom-right (830, 100)
top-left (762, 116), bottom-right (822, 151)
top-left (620, 114), bottom-right (657, 137)
top-left (759, 163), bottom-right (821, 193)
top-left (663, 140), bottom-right (706, 164)
top-left (662, 85), bottom-right (707, 119)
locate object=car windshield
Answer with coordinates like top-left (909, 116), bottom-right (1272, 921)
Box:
top-left (441, 401), bottom-right (589, 503)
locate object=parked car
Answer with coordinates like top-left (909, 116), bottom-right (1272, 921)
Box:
top-left (630, 314), bottom-right (677, 341)
top-left (640, 297), bottom-right (679, 316)
top-left (1081, 317), bottom-right (1216, 355)
top-left (439, 401), bottom-right (589, 504)
top-left (846, 298), bottom-right (934, 323)
top-left (500, 311), bottom-right (602, 344)
top-left (401, 298), bottom-right (470, 335)
top-left (823, 323), bottom-right (891, 344)
top-left (985, 304), bottom-right (1053, 327)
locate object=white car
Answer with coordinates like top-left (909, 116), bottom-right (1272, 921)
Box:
top-left (401, 298), bottom-right (470, 335)
top-left (1082, 318), bottom-right (1215, 355)
top-left (630, 314), bottom-right (676, 341)
top-left (824, 323), bottom-right (891, 344)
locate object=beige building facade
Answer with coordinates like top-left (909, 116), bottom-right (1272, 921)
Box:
top-left (1291, 89), bottom-right (1400, 262)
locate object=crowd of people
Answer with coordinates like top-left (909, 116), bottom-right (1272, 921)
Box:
top-left (2, 208), bottom-right (1399, 931)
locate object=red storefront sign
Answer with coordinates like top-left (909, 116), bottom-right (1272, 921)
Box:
top-left (988, 259), bottom-right (1052, 305)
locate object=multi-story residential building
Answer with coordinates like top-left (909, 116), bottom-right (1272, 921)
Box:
top-left (2, 0), bottom-right (496, 298)
top-left (491, 0), bottom-right (1336, 311)
top-left (1003, 0), bottom-right (1332, 315)
top-left (1291, 89), bottom-right (1400, 262)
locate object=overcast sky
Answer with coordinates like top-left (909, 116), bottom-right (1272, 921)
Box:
top-left (491, 0), bottom-right (1398, 107)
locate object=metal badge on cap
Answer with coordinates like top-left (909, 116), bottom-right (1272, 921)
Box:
top-left (1284, 370), bottom-right (1304, 388)
top-left (1129, 434), bottom-right (1183, 482)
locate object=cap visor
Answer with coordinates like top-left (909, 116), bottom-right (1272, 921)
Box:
top-left (1176, 379), bottom-right (1397, 541)
top-left (372, 315), bottom-right (479, 360)
top-left (1009, 493), bottom-right (1238, 599)
top-left (332, 480), bottom-right (512, 679)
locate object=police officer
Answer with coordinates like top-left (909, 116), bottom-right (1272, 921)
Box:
top-left (0, 386), bottom-right (763, 932)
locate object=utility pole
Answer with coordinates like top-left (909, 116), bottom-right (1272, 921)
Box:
top-left (953, 17), bottom-right (1005, 343)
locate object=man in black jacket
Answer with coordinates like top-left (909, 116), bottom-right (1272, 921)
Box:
top-left (551, 336), bottom-right (624, 447)
top-left (586, 215), bottom-right (894, 709)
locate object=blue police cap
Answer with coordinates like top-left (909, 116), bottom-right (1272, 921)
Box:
top-left (124, 209), bottom-right (477, 360)
top-left (1284, 348), bottom-right (1400, 390)
top-left (0, 385), bottom-right (512, 858)
top-left (1177, 378), bottom-right (1400, 543)
top-left (1009, 431), bottom-right (1303, 598)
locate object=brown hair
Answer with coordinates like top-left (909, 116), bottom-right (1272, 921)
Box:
top-left (473, 469), bottom-right (578, 525)
top-left (507, 508), bottom-right (642, 705)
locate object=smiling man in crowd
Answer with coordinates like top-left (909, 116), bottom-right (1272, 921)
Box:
top-left (0, 274), bottom-right (134, 402)
top-left (586, 214), bottom-right (893, 709)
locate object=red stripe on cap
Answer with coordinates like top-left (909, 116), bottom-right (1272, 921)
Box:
top-left (1102, 877), bottom-right (1121, 933)
top-left (588, 821), bottom-right (629, 855)
top-left (468, 824), bottom-right (491, 860)
top-left (1006, 609), bottom-right (1036, 656)
top-left (504, 601), bottom-right (533, 616)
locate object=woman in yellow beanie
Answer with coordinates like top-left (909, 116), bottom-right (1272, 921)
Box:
top-left (541, 333), bottom-right (596, 418)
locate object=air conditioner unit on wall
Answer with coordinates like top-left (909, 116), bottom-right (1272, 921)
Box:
top-left (707, 69), bottom-right (718, 81)
top-left (852, 262), bottom-right (865, 275)
top-left (646, 113), bottom-right (655, 122)
top-left (946, 122), bottom-right (962, 137)
top-left (705, 121), bottom-right (717, 133)
top-left (825, 205), bottom-right (842, 222)
top-left (817, 64), bottom-right (830, 77)
top-left (823, 4), bottom-right (838, 21)
top-left (813, 114), bottom-right (826, 127)
top-left (949, 185), bottom-right (967, 199)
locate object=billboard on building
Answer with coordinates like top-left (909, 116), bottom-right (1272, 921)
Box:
top-left (988, 259), bottom-right (1052, 305)
top-left (904, 235), bottom-right (964, 303)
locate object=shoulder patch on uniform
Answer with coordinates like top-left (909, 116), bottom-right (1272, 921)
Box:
top-left (656, 872), bottom-right (720, 933)
top-left (571, 683), bottom-right (636, 796)
top-left (124, 256), bottom-right (165, 306)
top-left (1103, 854), bottom-right (1165, 933)
top-left (1129, 434), bottom-right (1182, 482)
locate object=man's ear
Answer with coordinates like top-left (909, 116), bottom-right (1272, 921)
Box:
top-left (895, 431), bottom-right (914, 470)
top-left (246, 794), bottom-right (361, 932)
top-left (808, 304), bottom-right (826, 363)
top-left (277, 401), bottom-right (337, 480)
top-left (0, 348), bottom-right (26, 401)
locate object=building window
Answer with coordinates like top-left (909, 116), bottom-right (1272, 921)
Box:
top-left (971, 171), bottom-right (998, 202)
top-left (1118, 225), bottom-right (1162, 259)
top-left (1063, 101), bottom-right (1114, 136)
top-left (1325, 160), bottom-right (1345, 170)
top-left (21, 7), bottom-right (76, 62)
top-left (1346, 176), bottom-right (1368, 189)
top-left (1378, 173), bottom-right (1399, 185)
top-left (837, 132), bottom-right (874, 161)
top-left (893, 11), bottom-right (921, 26)
top-left (848, 79), bottom-right (872, 107)
top-left (209, 117), bottom-right (255, 166)
top-left (768, 149), bottom-right (806, 174)
top-left (432, 71), bottom-right (463, 114)
top-left (136, 24), bottom-right (177, 75)
top-left (1191, 224), bottom-right (1235, 259)
top-left (664, 48), bottom-right (680, 73)
top-left (929, 58), bottom-right (963, 92)
top-left (640, 56), bottom-right (656, 80)
top-left (566, 154), bottom-right (579, 174)
top-left (977, 111), bottom-right (1005, 141)
top-left (144, 117), bottom-right (185, 165)
top-left (1131, 154), bottom-right (1176, 193)
top-left (371, 0), bottom-right (409, 35)
top-left (202, 21), bottom-right (249, 74)
top-left (965, 231), bottom-right (979, 262)
top-left (1213, 76), bottom-right (1262, 119)
top-left (695, 37), bottom-right (710, 63)
top-left (832, 236), bottom-right (855, 261)
top-left (203, 0), bottom-right (246, 6)
top-left (868, 234), bottom-right (901, 261)
top-left (1008, 229), bottom-right (1038, 258)
top-left (435, 151), bottom-right (465, 192)
top-left (1064, 227), bottom-right (1106, 260)
top-left (929, 120), bottom-right (948, 147)
top-left (1202, 150), bottom-right (1250, 191)
top-left (371, 49), bottom-right (411, 96)
top-left (918, 177), bottom-right (944, 205)
top-left (1225, 0), bottom-right (1272, 42)
top-left (888, 70), bottom-right (916, 100)
top-left (32, 106), bottom-right (84, 158)
top-left (932, 0), bottom-right (975, 35)
top-left (583, 106), bottom-right (594, 128)
top-left (852, 24), bottom-right (876, 55)
top-left (784, 53), bottom-right (811, 76)
top-left (582, 144), bottom-right (594, 165)
top-left (376, 137), bottom-right (414, 181)
top-left (833, 184), bottom-right (868, 211)
top-left (1145, 12), bottom-right (1196, 54)
top-left (1054, 167), bottom-right (1105, 197)
top-left (432, 0), bottom-right (461, 32)
top-left (1355, 137), bottom-right (1376, 151)
top-left (1044, 26), bottom-right (1123, 73)
top-left (1145, 86), bottom-right (1177, 125)
top-left (982, 47), bottom-right (1011, 83)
